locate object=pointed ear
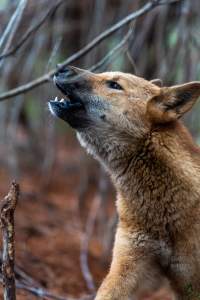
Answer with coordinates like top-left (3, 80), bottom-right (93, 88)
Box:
top-left (150, 78), bottom-right (163, 87)
top-left (147, 82), bottom-right (200, 123)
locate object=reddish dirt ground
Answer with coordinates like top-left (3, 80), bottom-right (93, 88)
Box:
top-left (0, 135), bottom-right (115, 299)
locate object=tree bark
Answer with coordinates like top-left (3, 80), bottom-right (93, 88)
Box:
top-left (0, 182), bottom-right (19, 300)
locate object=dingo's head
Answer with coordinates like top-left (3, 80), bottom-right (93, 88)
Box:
top-left (49, 66), bottom-right (200, 168)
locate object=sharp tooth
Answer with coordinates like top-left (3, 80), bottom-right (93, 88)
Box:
top-left (60, 98), bottom-right (65, 102)
top-left (54, 96), bottom-right (58, 101)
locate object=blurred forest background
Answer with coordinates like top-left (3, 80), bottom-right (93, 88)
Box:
top-left (0, 0), bottom-right (199, 299)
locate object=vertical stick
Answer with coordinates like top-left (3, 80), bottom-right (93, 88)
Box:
top-left (0, 182), bottom-right (19, 300)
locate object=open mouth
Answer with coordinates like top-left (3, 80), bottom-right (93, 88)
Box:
top-left (48, 80), bottom-right (85, 117)
top-left (48, 96), bottom-right (83, 116)
top-left (48, 94), bottom-right (87, 129)
top-left (51, 95), bottom-right (83, 109)
top-left (48, 74), bottom-right (90, 129)
top-left (53, 80), bottom-right (84, 109)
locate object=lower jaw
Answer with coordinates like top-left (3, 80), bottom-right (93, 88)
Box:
top-left (57, 112), bottom-right (91, 130)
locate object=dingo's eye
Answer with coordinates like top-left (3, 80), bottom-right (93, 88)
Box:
top-left (106, 80), bottom-right (123, 91)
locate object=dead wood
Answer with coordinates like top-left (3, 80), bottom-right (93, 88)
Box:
top-left (0, 182), bottom-right (19, 300)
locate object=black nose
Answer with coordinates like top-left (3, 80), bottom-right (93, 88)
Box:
top-left (54, 66), bottom-right (76, 78)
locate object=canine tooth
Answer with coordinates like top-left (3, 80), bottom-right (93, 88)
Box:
top-left (55, 96), bottom-right (58, 101)
top-left (60, 98), bottom-right (65, 102)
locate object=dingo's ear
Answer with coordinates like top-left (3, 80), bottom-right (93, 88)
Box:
top-left (147, 82), bottom-right (200, 123)
top-left (150, 79), bottom-right (163, 87)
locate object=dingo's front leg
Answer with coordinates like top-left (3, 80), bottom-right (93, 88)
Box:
top-left (95, 227), bottom-right (175, 300)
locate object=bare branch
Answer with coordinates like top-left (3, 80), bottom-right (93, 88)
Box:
top-left (0, 0), bottom-right (65, 61)
top-left (0, 0), bottom-right (27, 51)
top-left (0, 182), bottom-right (19, 300)
top-left (90, 26), bottom-right (134, 72)
top-left (125, 50), bottom-right (138, 74)
top-left (0, 0), bottom-right (180, 101)
top-left (0, 0), bottom-right (28, 69)
top-left (80, 195), bottom-right (100, 292)
top-left (14, 282), bottom-right (68, 300)
top-left (0, 276), bottom-right (94, 300)
top-left (56, 0), bottom-right (179, 73)
top-left (159, 0), bottom-right (181, 3)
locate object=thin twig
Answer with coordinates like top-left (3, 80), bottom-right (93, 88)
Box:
top-left (0, 246), bottom-right (93, 300)
top-left (0, 182), bottom-right (19, 300)
top-left (0, 0), bottom-right (28, 69)
top-left (0, 0), bottom-right (65, 61)
top-left (0, 1), bottom-right (26, 51)
top-left (45, 37), bottom-right (63, 72)
top-left (125, 50), bottom-right (138, 74)
top-left (0, 0), bottom-right (179, 101)
top-left (90, 25), bottom-right (133, 72)
top-left (0, 276), bottom-right (94, 300)
top-left (15, 282), bottom-right (68, 300)
top-left (80, 195), bottom-right (101, 292)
